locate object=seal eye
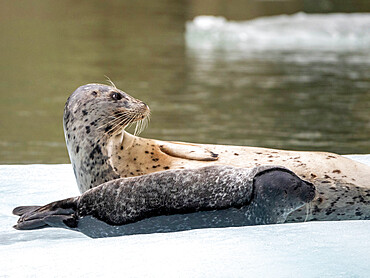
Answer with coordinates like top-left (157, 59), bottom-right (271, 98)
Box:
top-left (110, 92), bottom-right (122, 101)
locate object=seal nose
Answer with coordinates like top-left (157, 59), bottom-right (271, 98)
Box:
top-left (141, 102), bottom-right (150, 117)
top-left (143, 102), bottom-right (149, 111)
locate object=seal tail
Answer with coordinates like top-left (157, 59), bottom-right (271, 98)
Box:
top-left (13, 197), bottom-right (79, 230)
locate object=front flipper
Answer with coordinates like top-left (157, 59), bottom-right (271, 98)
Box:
top-left (159, 141), bottom-right (218, 161)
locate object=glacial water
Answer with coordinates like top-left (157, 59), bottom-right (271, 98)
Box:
top-left (1, 7), bottom-right (369, 163)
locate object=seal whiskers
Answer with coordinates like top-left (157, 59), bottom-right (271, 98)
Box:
top-left (134, 113), bottom-right (150, 136)
top-left (110, 115), bottom-right (136, 137)
top-left (304, 203), bottom-right (312, 222)
top-left (104, 75), bottom-right (117, 89)
top-left (98, 111), bottom-right (141, 139)
top-left (98, 112), bottom-right (133, 132)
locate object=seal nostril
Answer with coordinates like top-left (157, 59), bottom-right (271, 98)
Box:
top-left (142, 102), bottom-right (150, 110)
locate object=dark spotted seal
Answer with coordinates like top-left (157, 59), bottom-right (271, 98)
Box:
top-left (13, 165), bottom-right (315, 238)
top-left (64, 83), bottom-right (370, 223)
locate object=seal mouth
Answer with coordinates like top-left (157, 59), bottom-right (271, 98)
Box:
top-left (99, 104), bottom-right (150, 137)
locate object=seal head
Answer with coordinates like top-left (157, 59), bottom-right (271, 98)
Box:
top-left (246, 168), bottom-right (316, 224)
top-left (63, 84), bottom-right (150, 192)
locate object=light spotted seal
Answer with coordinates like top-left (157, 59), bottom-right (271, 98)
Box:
top-left (64, 84), bottom-right (370, 222)
top-left (13, 165), bottom-right (315, 238)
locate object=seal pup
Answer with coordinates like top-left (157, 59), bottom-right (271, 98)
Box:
top-left (63, 83), bottom-right (370, 223)
top-left (13, 165), bottom-right (315, 238)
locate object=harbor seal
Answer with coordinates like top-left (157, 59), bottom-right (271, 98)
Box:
top-left (13, 165), bottom-right (315, 238)
top-left (64, 84), bottom-right (370, 222)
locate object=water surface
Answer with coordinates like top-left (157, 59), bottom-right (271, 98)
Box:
top-left (0, 1), bottom-right (369, 164)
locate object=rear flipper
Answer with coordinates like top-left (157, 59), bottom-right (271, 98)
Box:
top-left (13, 197), bottom-right (79, 230)
top-left (14, 215), bottom-right (78, 230)
top-left (13, 206), bottom-right (42, 216)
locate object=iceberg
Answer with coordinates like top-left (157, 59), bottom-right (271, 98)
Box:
top-left (186, 13), bottom-right (370, 51)
top-left (0, 155), bottom-right (369, 277)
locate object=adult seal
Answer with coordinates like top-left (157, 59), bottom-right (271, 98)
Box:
top-left (64, 84), bottom-right (370, 222)
top-left (13, 165), bottom-right (315, 238)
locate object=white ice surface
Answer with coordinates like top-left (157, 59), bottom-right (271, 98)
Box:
top-left (186, 13), bottom-right (370, 51)
top-left (0, 155), bottom-right (369, 277)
